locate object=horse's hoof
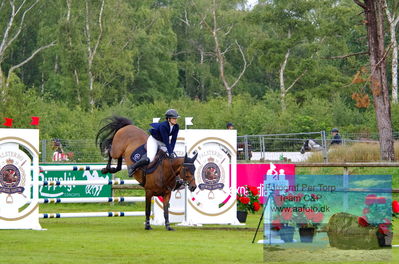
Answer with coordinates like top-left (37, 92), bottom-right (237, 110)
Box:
top-left (166, 226), bottom-right (175, 231)
top-left (101, 168), bottom-right (108, 174)
top-left (109, 168), bottom-right (117, 173)
top-left (145, 226), bottom-right (152, 230)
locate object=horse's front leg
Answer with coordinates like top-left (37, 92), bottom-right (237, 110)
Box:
top-left (145, 192), bottom-right (153, 230)
top-left (163, 192), bottom-right (174, 231)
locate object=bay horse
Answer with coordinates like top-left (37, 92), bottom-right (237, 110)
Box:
top-left (95, 116), bottom-right (197, 231)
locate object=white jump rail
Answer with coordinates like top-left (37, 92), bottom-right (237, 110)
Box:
top-left (39, 165), bottom-right (128, 171)
top-left (38, 179), bottom-right (139, 186)
top-left (38, 166), bottom-right (146, 219)
top-left (39, 197), bottom-right (145, 203)
top-left (40, 211), bottom-right (145, 218)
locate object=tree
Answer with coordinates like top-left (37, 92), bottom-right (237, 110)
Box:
top-left (193, 0), bottom-right (250, 105)
top-left (354, 0), bottom-right (395, 161)
top-left (84, 0), bottom-right (105, 111)
top-left (384, 0), bottom-right (399, 104)
top-left (35, 0), bottom-right (137, 109)
top-left (252, 0), bottom-right (321, 111)
top-left (0, 0), bottom-right (55, 102)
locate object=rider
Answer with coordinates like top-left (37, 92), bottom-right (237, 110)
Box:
top-left (128, 109), bottom-right (181, 178)
top-left (330, 128), bottom-right (342, 145)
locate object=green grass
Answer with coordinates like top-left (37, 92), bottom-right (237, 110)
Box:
top-left (0, 204), bottom-right (398, 264)
top-left (0, 209), bottom-right (264, 264)
top-left (2, 166), bottom-right (399, 263)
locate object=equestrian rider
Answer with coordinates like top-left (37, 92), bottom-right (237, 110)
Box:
top-left (330, 128), bottom-right (342, 145)
top-left (128, 109), bottom-right (181, 177)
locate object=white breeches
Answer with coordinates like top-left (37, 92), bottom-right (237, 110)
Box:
top-left (147, 135), bottom-right (167, 162)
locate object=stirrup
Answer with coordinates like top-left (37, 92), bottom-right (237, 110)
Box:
top-left (128, 157), bottom-right (149, 177)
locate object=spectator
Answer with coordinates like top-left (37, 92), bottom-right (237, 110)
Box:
top-left (330, 128), bottom-right (342, 145)
top-left (52, 138), bottom-right (69, 161)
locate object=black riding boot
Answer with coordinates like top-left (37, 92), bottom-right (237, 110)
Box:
top-left (128, 157), bottom-right (150, 177)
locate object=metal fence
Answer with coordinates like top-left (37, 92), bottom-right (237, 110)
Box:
top-left (238, 131), bottom-right (399, 163)
top-left (237, 131), bottom-right (328, 162)
top-left (41, 131), bottom-right (399, 163)
top-left (41, 139), bottom-right (104, 163)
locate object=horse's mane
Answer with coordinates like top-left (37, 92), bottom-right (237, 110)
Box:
top-left (95, 116), bottom-right (133, 157)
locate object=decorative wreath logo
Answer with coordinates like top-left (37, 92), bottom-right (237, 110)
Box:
top-left (0, 159), bottom-right (25, 203)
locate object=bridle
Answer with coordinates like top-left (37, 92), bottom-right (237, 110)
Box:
top-left (180, 162), bottom-right (196, 186)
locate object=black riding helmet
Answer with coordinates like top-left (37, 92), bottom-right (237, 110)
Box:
top-left (226, 122), bottom-right (234, 128)
top-left (165, 109), bottom-right (180, 119)
top-left (331, 128), bottom-right (339, 133)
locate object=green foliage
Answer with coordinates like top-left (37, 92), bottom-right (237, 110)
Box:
top-left (0, 0), bottom-right (394, 142)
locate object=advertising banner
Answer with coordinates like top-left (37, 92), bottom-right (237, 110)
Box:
top-left (39, 166), bottom-right (112, 198)
top-left (263, 174), bottom-right (392, 262)
top-left (237, 163), bottom-right (296, 203)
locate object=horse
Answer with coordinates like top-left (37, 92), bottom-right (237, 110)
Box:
top-left (95, 116), bottom-right (197, 231)
top-left (300, 139), bottom-right (323, 154)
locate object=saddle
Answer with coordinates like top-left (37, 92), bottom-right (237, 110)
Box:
top-left (130, 144), bottom-right (167, 174)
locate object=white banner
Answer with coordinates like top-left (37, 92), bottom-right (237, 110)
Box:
top-left (0, 129), bottom-right (42, 230)
top-left (152, 129), bottom-right (239, 225)
top-left (183, 129), bottom-right (239, 225)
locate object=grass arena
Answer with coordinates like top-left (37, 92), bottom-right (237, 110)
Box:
top-left (1, 168), bottom-right (399, 264)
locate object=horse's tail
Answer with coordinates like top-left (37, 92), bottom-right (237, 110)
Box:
top-left (95, 116), bottom-right (133, 157)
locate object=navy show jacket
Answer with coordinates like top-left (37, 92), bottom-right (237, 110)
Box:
top-left (149, 120), bottom-right (179, 155)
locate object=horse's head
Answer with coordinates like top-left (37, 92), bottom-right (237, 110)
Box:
top-left (300, 139), bottom-right (322, 154)
top-left (180, 153), bottom-right (198, 192)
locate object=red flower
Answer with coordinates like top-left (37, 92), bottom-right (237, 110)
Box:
top-left (240, 197), bottom-right (250, 204)
top-left (312, 212), bottom-right (324, 223)
top-left (249, 186), bottom-right (259, 196)
top-left (376, 197), bottom-right (386, 204)
top-left (392, 200), bottom-right (399, 213)
top-left (362, 208), bottom-right (370, 215)
top-left (365, 194), bottom-right (377, 205)
top-left (358, 216), bottom-right (369, 227)
top-left (271, 219), bottom-right (282, 231)
top-left (378, 224), bottom-right (390, 235)
top-left (281, 209), bottom-right (293, 220)
top-left (304, 209), bottom-right (315, 220)
top-left (237, 185), bottom-right (260, 214)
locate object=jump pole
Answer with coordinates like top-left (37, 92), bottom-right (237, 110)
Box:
top-left (40, 211), bottom-right (145, 218)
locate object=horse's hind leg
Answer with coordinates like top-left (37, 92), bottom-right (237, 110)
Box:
top-left (101, 155), bottom-right (112, 174)
top-left (144, 192), bottom-right (153, 230)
